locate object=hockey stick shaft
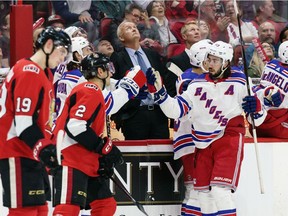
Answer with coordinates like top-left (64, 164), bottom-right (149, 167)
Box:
top-left (109, 176), bottom-right (149, 216)
top-left (233, 0), bottom-right (264, 194)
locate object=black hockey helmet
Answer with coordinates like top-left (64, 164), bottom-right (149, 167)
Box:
top-left (81, 52), bottom-right (115, 80)
top-left (35, 26), bottom-right (72, 53)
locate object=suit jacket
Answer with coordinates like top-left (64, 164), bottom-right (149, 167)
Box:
top-left (167, 50), bottom-right (192, 97)
top-left (110, 47), bottom-right (174, 127)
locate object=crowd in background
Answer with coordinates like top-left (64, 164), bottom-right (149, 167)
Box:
top-left (0, 0), bottom-right (287, 71)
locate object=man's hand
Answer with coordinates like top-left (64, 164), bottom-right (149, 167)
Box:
top-left (242, 95), bottom-right (262, 114)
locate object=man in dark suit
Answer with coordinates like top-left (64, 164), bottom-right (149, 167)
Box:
top-left (111, 21), bottom-right (174, 140)
top-left (168, 21), bottom-right (201, 96)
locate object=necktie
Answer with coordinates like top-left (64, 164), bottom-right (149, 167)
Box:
top-left (135, 51), bottom-right (147, 73)
top-left (135, 51), bottom-right (153, 105)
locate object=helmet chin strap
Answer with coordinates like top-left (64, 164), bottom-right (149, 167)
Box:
top-left (97, 71), bottom-right (109, 90)
top-left (41, 45), bottom-right (55, 69)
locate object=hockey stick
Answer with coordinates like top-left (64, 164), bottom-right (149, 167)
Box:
top-left (166, 62), bottom-right (183, 77)
top-left (105, 116), bottom-right (148, 215)
top-left (233, 0), bottom-right (265, 194)
top-left (109, 176), bottom-right (149, 216)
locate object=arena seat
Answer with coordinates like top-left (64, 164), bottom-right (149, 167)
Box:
top-left (100, 17), bottom-right (113, 38)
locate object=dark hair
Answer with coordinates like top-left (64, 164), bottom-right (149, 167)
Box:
top-left (146, 1), bottom-right (156, 17)
top-left (125, 3), bottom-right (143, 15)
top-left (279, 26), bottom-right (288, 43)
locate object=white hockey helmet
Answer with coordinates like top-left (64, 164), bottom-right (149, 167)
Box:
top-left (206, 41), bottom-right (234, 63)
top-left (71, 36), bottom-right (90, 58)
top-left (64, 26), bottom-right (79, 38)
top-left (189, 39), bottom-right (213, 68)
top-left (278, 41), bottom-right (288, 64)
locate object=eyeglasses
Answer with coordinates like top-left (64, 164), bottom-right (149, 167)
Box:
top-left (131, 13), bottom-right (141, 20)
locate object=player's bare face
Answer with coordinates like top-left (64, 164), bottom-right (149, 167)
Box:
top-left (207, 55), bottom-right (222, 76)
top-left (50, 46), bottom-right (68, 68)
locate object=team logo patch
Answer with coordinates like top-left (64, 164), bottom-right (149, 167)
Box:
top-left (84, 83), bottom-right (99, 90)
top-left (23, 64), bottom-right (40, 73)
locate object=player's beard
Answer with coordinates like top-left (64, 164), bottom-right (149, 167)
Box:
top-left (209, 68), bottom-right (222, 80)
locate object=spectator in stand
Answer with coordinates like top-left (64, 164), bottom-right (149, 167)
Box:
top-left (198, 19), bottom-right (211, 40)
top-left (47, 14), bottom-right (66, 29)
top-left (247, 41), bottom-right (275, 78)
top-left (251, 0), bottom-right (275, 26)
top-left (146, 1), bottom-right (178, 48)
top-left (0, 12), bottom-right (10, 68)
top-left (111, 21), bottom-right (172, 140)
top-left (251, 0), bottom-right (286, 43)
top-left (167, 20), bottom-right (201, 96)
top-left (245, 21), bottom-right (277, 65)
top-left (106, 3), bottom-right (163, 54)
top-left (94, 0), bottom-right (131, 22)
top-left (164, 0), bottom-right (197, 21)
top-left (224, 0), bottom-right (258, 48)
top-left (279, 26), bottom-right (288, 43)
top-left (95, 38), bottom-right (115, 58)
top-left (193, 0), bottom-right (229, 42)
top-left (52, 0), bottom-right (99, 43)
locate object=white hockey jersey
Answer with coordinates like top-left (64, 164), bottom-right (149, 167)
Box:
top-left (251, 59), bottom-right (288, 125)
top-left (161, 68), bottom-right (247, 149)
top-left (55, 69), bottom-right (129, 117)
top-left (173, 68), bottom-right (201, 159)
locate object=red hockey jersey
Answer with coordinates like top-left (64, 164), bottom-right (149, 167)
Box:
top-left (53, 81), bottom-right (105, 177)
top-left (0, 58), bottom-right (54, 159)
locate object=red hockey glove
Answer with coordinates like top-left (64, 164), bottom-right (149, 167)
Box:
top-left (33, 139), bottom-right (58, 168)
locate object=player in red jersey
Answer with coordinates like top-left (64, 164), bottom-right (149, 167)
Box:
top-left (52, 53), bottom-right (146, 216)
top-left (0, 27), bottom-right (71, 216)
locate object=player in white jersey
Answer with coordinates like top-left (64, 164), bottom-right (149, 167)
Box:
top-left (174, 39), bottom-right (212, 216)
top-left (147, 41), bottom-right (248, 216)
top-left (242, 41), bottom-right (287, 138)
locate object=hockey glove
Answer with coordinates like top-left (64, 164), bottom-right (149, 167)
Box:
top-left (33, 139), bottom-right (58, 168)
top-left (98, 157), bottom-right (114, 178)
top-left (242, 95), bottom-right (261, 114)
top-left (264, 86), bottom-right (284, 107)
top-left (118, 66), bottom-right (147, 99)
top-left (135, 85), bottom-right (148, 100)
top-left (146, 67), bottom-right (163, 93)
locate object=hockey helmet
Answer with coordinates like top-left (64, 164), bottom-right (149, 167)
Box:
top-left (81, 53), bottom-right (115, 80)
top-left (206, 41), bottom-right (233, 63)
top-left (71, 36), bottom-right (91, 61)
top-left (189, 39), bottom-right (213, 68)
top-left (35, 26), bottom-right (71, 53)
top-left (278, 41), bottom-right (288, 64)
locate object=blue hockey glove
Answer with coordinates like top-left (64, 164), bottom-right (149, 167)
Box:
top-left (264, 86), bottom-right (284, 107)
top-left (242, 95), bottom-right (261, 114)
top-left (135, 85), bottom-right (148, 100)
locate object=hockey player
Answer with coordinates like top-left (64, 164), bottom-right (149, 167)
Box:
top-left (147, 41), bottom-right (247, 216)
top-left (174, 39), bottom-right (212, 216)
top-left (242, 41), bottom-right (287, 138)
top-left (0, 27), bottom-right (71, 216)
top-left (55, 36), bottom-right (93, 116)
top-left (52, 53), bottom-right (146, 216)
